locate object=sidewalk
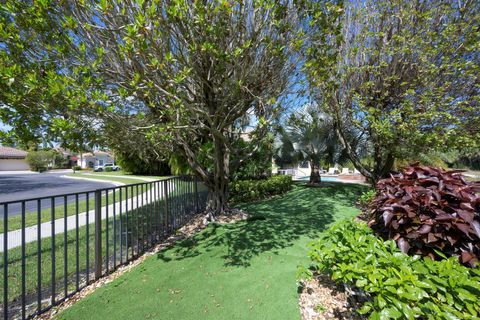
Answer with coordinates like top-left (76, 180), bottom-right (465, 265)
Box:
top-left (68, 173), bottom-right (163, 182)
top-left (0, 182), bottom-right (172, 252)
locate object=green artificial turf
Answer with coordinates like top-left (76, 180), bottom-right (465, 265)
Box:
top-left (57, 182), bottom-right (368, 320)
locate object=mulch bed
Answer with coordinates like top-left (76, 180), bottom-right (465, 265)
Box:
top-left (35, 209), bottom-right (249, 319)
top-left (298, 274), bottom-right (366, 320)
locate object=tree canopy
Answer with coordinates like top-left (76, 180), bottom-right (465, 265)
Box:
top-left (1, 0), bottom-right (479, 198)
top-left (1, 0), bottom-right (311, 214)
top-left (303, 0), bottom-right (480, 183)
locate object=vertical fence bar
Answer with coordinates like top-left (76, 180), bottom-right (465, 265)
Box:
top-left (94, 190), bottom-right (102, 280)
top-left (145, 184), bottom-right (152, 247)
top-left (163, 180), bottom-right (169, 233)
top-left (86, 193), bottom-right (90, 284)
top-left (125, 187), bottom-right (129, 260)
top-left (154, 182), bottom-right (158, 241)
top-left (21, 202), bottom-right (26, 319)
top-left (148, 182), bottom-right (155, 247)
top-left (113, 189), bottom-right (117, 268)
top-left (105, 190), bottom-right (109, 273)
top-left (119, 188), bottom-right (123, 264)
top-left (130, 186), bottom-right (134, 256)
top-left (37, 199), bottom-right (42, 312)
top-left (137, 184), bottom-right (146, 252)
top-left (194, 180), bottom-right (199, 213)
top-left (51, 197), bottom-right (56, 305)
top-left (63, 195), bottom-right (68, 298)
top-left (159, 181), bottom-right (162, 237)
top-left (174, 179), bottom-right (178, 228)
top-left (75, 194), bottom-right (79, 291)
top-left (136, 184), bottom-right (140, 255)
top-left (3, 204), bottom-right (8, 320)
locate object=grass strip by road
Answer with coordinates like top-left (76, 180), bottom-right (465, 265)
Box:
top-left (0, 176), bottom-right (155, 233)
top-left (0, 201), bottom-right (160, 306)
top-left (56, 183), bottom-right (367, 320)
top-left (71, 171), bottom-right (170, 180)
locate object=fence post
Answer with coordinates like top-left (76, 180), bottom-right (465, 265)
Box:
top-left (94, 189), bottom-right (102, 280)
top-left (163, 180), bottom-right (169, 231)
top-left (194, 179), bottom-right (199, 213)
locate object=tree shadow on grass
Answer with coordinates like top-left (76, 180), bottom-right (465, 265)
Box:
top-left (157, 182), bottom-right (368, 267)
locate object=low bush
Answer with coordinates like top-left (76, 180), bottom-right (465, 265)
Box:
top-left (104, 166), bottom-right (113, 172)
top-left (300, 220), bottom-right (480, 319)
top-left (25, 150), bottom-right (54, 172)
top-left (358, 189), bottom-right (376, 208)
top-left (368, 164), bottom-right (480, 267)
top-left (229, 175), bottom-right (292, 203)
top-left (72, 165), bottom-right (82, 171)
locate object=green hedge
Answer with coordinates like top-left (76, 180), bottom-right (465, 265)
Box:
top-left (299, 220), bottom-right (480, 319)
top-left (230, 175), bottom-right (292, 203)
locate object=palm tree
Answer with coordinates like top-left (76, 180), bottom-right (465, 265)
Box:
top-left (278, 104), bottom-right (343, 184)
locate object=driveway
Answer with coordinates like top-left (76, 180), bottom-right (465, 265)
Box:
top-left (0, 172), bottom-right (115, 216)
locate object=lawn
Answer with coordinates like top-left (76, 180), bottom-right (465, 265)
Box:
top-left (57, 182), bottom-right (368, 320)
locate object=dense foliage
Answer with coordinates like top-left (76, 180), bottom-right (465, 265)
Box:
top-left (116, 151), bottom-right (170, 176)
top-left (229, 175), bottom-right (292, 204)
top-left (368, 165), bottom-right (480, 267)
top-left (301, 220), bottom-right (480, 319)
top-left (232, 138), bottom-right (274, 181)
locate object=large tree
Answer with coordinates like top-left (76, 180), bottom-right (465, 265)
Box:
top-left (1, 1), bottom-right (312, 214)
top-left (303, 0), bottom-right (480, 184)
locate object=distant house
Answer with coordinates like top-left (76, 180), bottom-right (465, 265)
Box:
top-left (79, 151), bottom-right (114, 169)
top-left (0, 146), bottom-right (29, 171)
top-left (276, 160), bottom-right (314, 178)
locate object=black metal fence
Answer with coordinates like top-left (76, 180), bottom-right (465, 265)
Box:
top-left (0, 176), bottom-right (208, 319)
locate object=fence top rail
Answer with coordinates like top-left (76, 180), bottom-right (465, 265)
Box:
top-left (0, 177), bottom-right (183, 207)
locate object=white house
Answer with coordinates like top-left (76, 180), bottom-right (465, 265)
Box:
top-left (0, 146), bottom-right (29, 171)
top-left (79, 151), bottom-right (114, 169)
top-left (277, 160), bottom-right (313, 178)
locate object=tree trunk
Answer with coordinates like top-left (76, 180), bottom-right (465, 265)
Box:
top-left (309, 160), bottom-right (321, 184)
top-left (206, 135), bottom-right (230, 216)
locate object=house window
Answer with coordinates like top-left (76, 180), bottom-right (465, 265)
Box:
top-left (98, 159), bottom-right (104, 165)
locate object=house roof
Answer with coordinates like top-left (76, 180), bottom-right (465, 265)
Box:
top-left (0, 146), bottom-right (28, 159)
top-left (95, 150), bottom-right (111, 155)
top-left (81, 151), bottom-right (112, 158)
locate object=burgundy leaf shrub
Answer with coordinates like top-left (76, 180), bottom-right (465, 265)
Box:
top-left (368, 164), bottom-right (480, 267)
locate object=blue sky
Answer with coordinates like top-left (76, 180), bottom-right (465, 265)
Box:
top-left (0, 122), bottom-right (12, 130)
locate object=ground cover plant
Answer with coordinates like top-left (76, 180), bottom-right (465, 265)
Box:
top-left (368, 165), bottom-right (480, 267)
top-left (55, 183), bottom-right (367, 320)
top-left (302, 220), bottom-right (480, 319)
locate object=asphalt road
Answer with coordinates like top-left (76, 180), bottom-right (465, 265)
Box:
top-left (0, 172), bottom-right (115, 216)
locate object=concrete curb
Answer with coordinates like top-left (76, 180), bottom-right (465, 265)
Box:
top-left (79, 173), bottom-right (159, 182)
